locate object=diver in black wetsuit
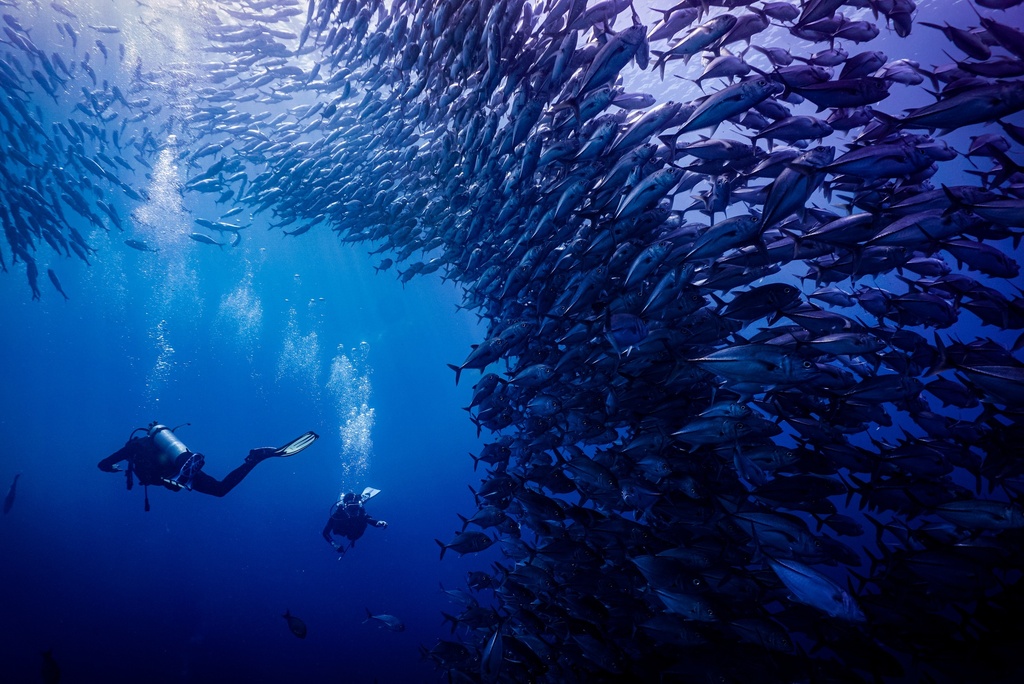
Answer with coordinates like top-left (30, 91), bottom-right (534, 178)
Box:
top-left (323, 490), bottom-right (387, 554)
top-left (98, 422), bottom-right (318, 510)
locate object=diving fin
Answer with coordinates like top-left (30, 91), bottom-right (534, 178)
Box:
top-left (167, 452), bottom-right (205, 491)
top-left (274, 431), bottom-right (319, 457)
top-left (360, 486), bottom-right (381, 503)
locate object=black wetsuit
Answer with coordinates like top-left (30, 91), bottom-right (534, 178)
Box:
top-left (97, 436), bottom-right (260, 497)
top-left (323, 504), bottom-right (379, 547)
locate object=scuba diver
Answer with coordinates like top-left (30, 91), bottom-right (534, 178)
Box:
top-left (98, 422), bottom-right (318, 511)
top-left (323, 487), bottom-right (387, 555)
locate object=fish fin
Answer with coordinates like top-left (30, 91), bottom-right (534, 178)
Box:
top-left (441, 612), bottom-right (459, 634)
top-left (650, 50), bottom-right (668, 80)
top-left (929, 332), bottom-right (949, 376)
top-left (446, 363), bottom-right (463, 385)
top-left (554, 96), bottom-right (582, 129)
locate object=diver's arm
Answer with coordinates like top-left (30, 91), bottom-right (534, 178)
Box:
top-left (98, 442), bottom-right (136, 472)
top-left (323, 521), bottom-right (345, 553)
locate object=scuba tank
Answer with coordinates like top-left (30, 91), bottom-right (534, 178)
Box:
top-left (121, 422), bottom-right (193, 512)
top-left (148, 422), bottom-right (203, 491)
top-left (148, 423), bottom-right (190, 463)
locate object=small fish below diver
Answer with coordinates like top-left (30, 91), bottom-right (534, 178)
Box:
top-left (4, 473), bottom-right (20, 514)
top-left (283, 610), bottom-right (307, 638)
top-left (364, 608), bottom-right (405, 632)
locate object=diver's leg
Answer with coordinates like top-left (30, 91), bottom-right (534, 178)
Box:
top-left (190, 462), bottom-right (257, 497)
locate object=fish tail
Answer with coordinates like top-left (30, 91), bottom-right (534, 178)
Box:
top-left (871, 110), bottom-right (902, 132)
top-left (779, 227), bottom-right (803, 261)
top-left (559, 96), bottom-right (582, 129)
top-left (435, 538), bottom-right (447, 560)
top-left (660, 125), bottom-right (684, 161)
top-left (849, 568), bottom-right (870, 595)
top-left (649, 51), bottom-right (667, 81)
top-left (442, 612), bottom-right (462, 634)
top-left (447, 363), bottom-right (463, 385)
top-left (863, 544), bottom-right (882, 576)
top-left (929, 332), bottom-right (950, 377)
top-left (840, 472), bottom-right (865, 509)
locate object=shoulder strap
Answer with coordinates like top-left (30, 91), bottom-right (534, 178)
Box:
top-left (329, 501), bottom-right (348, 520)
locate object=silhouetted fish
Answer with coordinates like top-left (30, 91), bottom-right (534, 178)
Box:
top-left (364, 608), bottom-right (405, 632)
top-left (4, 473), bottom-right (19, 514)
top-left (282, 610), bottom-right (306, 639)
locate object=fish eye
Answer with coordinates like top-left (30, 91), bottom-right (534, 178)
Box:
top-left (802, 360), bottom-right (813, 368)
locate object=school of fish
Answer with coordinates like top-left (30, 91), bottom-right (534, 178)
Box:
top-left (3, 0), bottom-right (1024, 681)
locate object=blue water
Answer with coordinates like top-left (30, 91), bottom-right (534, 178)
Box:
top-left (2, 0), bottom-right (1023, 681)
top-left (0, 224), bottom-right (492, 682)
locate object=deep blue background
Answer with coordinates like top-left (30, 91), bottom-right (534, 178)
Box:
top-left (0, 223), bottom-right (495, 682)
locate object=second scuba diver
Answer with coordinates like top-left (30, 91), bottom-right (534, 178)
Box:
top-left (98, 421), bottom-right (319, 511)
top-left (323, 487), bottom-right (387, 555)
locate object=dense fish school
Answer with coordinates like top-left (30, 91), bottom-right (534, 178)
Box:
top-left (3, 0), bottom-right (1024, 680)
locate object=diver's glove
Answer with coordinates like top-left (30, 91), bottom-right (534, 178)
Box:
top-left (375, 520), bottom-right (388, 529)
